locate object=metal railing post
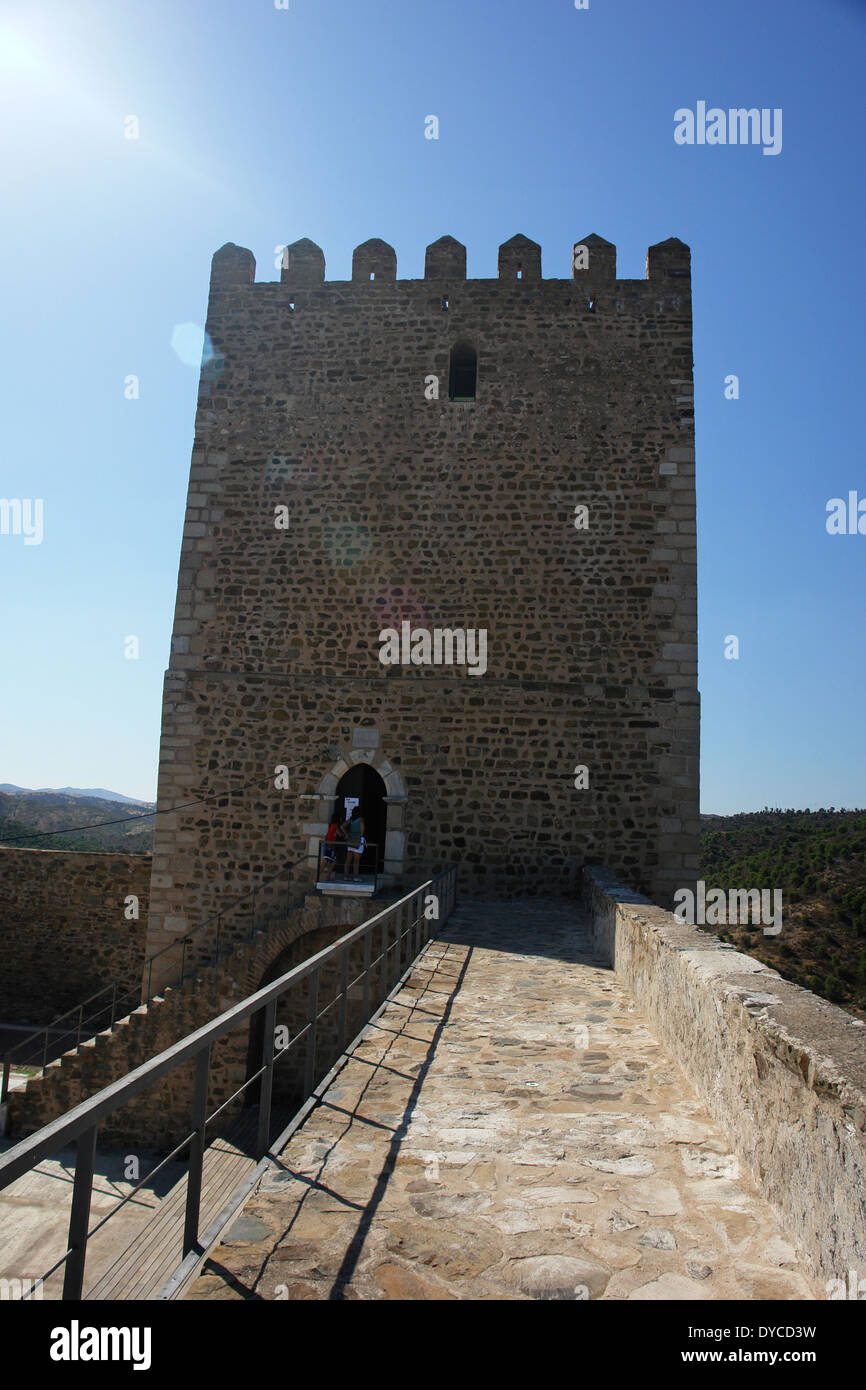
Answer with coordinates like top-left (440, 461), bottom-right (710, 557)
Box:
top-left (388, 911), bottom-right (397, 993)
top-left (362, 930), bottom-right (371, 1020)
top-left (256, 1000), bottom-right (277, 1160)
top-left (42, 1028), bottom-right (49, 1071)
top-left (338, 946), bottom-right (349, 1055)
top-left (389, 907), bottom-right (397, 989)
top-left (76, 1004), bottom-right (84, 1049)
top-left (183, 1046), bottom-right (211, 1256)
top-left (394, 905), bottom-right (403, 989)
top-left (1, 1054), bottom-right (10, 1106)
top-left (304, 968), bottom-right (319, 1100)
top-left (62, 1123), bottom-right (98, 1300)
top-left (109, 982), bottom-right (118, 1030)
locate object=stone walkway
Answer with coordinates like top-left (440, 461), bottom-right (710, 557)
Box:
top-left (187, 901), bottom-right (820, 1301)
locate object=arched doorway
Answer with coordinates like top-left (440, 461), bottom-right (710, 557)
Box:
top-left (334, 764), bottom-right (386, 874)
top-left (309, 741), bottom-right (408, 883)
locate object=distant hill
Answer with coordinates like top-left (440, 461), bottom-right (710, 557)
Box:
top-left (0, 788), bottom-right (155, 853)
top-left (701, 808), bottom-right (866, 1021)
top-left (0, 784), bottom-right (152, 806)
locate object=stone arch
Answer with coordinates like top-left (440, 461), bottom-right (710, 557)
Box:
top-left (242, 895), bottom-right (386, 1114)
top-left (334, 763), bottom-right (386, 874)
top-left (307, 741), bottom-right (407, 882)
top-left (244, 923), bottom-right (338, 1113)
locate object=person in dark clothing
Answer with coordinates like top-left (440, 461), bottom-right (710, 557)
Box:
top-left (344, 806), bottom-right (366, 880)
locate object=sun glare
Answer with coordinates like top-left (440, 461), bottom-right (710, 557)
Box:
top-left (0, 26), bottom-right (42, 73)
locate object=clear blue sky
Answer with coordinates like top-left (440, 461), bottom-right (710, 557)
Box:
top-left (0, 0), bottom-right (863, 811)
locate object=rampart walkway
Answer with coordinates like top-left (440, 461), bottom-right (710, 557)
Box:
top-left (188, 901), bottom-right (820, 1301)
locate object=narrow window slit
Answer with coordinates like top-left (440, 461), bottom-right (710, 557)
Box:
top-left (449, 341), bottom-right (477, 401)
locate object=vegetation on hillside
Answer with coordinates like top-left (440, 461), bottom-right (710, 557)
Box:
top-left (701, 808), bottom-right (866, 1020)
top-left (0, 790), bottom-right (154, 854)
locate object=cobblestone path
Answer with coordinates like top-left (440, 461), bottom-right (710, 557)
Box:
top-left (188, 901), bottom-right (820, 1301)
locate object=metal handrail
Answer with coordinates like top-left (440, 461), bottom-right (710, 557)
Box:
top-left (0, 855), bottom-right (308, 1104)
top-left (315, 838), bottom-right (380, 893)
top-left (0, 864), bottom-right (458, 1299)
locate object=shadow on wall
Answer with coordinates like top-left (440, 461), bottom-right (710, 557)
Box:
top-left (437, 895), bottom-right (607, 966)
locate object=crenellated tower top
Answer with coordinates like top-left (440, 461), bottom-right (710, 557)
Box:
top-left (209, 234), bottom-right (691, 291)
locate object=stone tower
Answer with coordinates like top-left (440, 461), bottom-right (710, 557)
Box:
top-left (145, 231), bottom-right (699, 964)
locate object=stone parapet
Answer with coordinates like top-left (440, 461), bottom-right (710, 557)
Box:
top-left (582, 865), bottom-right (866, 1286)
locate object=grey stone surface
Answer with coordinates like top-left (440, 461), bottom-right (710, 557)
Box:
top-left (188, 901), bottom-right (819, 1302)
top-left (584, 865), bottom-right (866, 1287)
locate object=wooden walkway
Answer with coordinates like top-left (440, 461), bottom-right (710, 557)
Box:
top-left (85, 1110), bottom-right (266, 1301)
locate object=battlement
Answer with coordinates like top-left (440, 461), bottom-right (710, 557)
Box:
top-left (209, 233), bottom-right (691, 292)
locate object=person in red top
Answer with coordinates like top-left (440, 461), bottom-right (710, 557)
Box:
top-left (320, 814), bottom-right (345, 880)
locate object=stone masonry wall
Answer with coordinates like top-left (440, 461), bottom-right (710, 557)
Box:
top-left (147, 232), bottom-right (699, 963)
top-left (0, 849), bottom-right (151, 1026)
top-left (582, 865), bottom-right (866, 1287)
